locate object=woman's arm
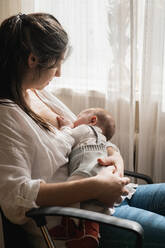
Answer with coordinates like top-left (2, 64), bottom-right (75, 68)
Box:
top-left (36, 170), bottom-right (129, 208)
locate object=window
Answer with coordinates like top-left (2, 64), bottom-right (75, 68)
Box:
top-left (35, 0), bottom-right (112, 93)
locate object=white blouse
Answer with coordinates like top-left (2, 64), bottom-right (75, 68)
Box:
top-left (0, 89), bottom-right (122, 248)
top-left (0, 89), bottom-right (76, 225)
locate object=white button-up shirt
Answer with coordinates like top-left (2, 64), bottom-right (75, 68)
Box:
top-left (0, 89), bottom-right (76, 225)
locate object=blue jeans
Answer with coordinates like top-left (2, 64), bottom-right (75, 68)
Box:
top-left (99, 183), bottom-right (165, 247)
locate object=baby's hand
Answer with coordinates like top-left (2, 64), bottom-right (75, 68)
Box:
top-left (56, 116), bottom-right (74, 129)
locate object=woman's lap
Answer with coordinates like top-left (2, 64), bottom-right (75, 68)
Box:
top-left (99, 183), bottom-right (165, 248)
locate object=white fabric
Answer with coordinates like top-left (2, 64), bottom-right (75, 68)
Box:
top-left (0, 89), bottom-right (121, 248)
top-left (34, 0), bottom-right (135, 172)
top-left (34, 0), bottom-right (165, 182)
top-left (62, 124), bottom-right (136, 208)
top-left (105, 0), bottom-right (136, 172)
top-left (62, 125), bottom-right (120, 152)
top-left (137, 0), bottom-right (165, 182)
top-left (0, 89), bottom-right (76, 225)
top-left (62, 125), bottom-right (106, 149)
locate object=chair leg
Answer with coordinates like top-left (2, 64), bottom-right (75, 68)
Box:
top-left (40, 225), bottom-right (56, 248)
top-left (136, 232), bottom-right (143, 248)
top-left (40, 223), bottom-right (143, 248)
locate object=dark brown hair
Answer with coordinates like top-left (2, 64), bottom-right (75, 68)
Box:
top-left (83, 108), bottom-right (115, 141)
top-left (0, 13), bottom-right (68, 131)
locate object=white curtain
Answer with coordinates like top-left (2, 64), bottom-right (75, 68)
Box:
top-left (34, 0), bottom-right (136, 171)
top-left (20, 0), bottom-right (165, 181)
top-left (138, 0), bottom-right (165, 182)
top-left (105, 0), bottom-right (136, 171)
top-left (2, 0), bottom-right (165, 181)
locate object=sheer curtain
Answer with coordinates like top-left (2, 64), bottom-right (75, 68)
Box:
top-left (34, 0), bottom-right (165, 181)
top-left (34, 0), bottom-right (135, 171)
top-left (0, 0), bottom-right (164, 181)
top-left (138, 0), bottom-right (165, 182)
top-left (105, 0), bottom-right (136, 171)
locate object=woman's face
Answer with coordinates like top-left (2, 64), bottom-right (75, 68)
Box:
top-left (33, 61), bottom-right (62, 90)
top-left (23, 55), bottom-right (63, 91)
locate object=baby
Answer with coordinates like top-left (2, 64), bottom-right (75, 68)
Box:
top-left (49, 108), bottom-right (117, 248)
top-left (64, 108), bottom-right (117, 201)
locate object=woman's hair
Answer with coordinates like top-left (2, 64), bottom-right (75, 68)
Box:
top-left (0, 13), bottom-right (68, 131)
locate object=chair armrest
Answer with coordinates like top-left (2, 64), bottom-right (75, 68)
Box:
top-left (124, 170), bottom-right (153, 184)
top-left (26, 206), bottom-right (144, 247)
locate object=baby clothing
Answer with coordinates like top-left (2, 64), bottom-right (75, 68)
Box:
top-left (69, 125), bottom-right (107, 178)
top-left (49, 125), bottom-right (113, 247)
top-left (60, 125), bottom-right (113, 215)
top-left (62, 124), bottom-right (137, 212)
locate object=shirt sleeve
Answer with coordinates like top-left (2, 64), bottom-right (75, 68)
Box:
top-left (106, 140), bottom-right (120, 153)
top-left (0, 106), bottom-right (44, 224)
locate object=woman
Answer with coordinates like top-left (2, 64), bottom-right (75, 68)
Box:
top-left (0, 13), bottom-right (128, 248)
top-left (0, 13), bottom-right (165, 248)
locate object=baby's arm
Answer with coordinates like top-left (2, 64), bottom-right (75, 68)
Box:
top-left (98, 145), bottom-right (124, 178)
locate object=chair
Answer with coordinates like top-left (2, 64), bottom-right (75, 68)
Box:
top-left (1, 170), bottom-right (153, 248)
top-left (124, 170), bottom-right (153, 184)
top-left (0, 206), bottom-right (143, 248)
top-left (0, 207), bottom-right (31, 248)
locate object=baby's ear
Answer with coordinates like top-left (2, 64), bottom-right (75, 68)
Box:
top-left (90, 115), bottom-right (97, 125)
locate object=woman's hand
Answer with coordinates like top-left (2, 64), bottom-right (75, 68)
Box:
top-left (37, 167), bottom-right (130, 208)
top-left (95, 167), bottom-right (130, 207)
top-left (56, 116), bottom-right (74, 129)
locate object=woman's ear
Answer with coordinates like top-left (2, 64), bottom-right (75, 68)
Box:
top-left (90, 115), bottom-right (97, 126)
top-left (28, 53), bottom-right (38, 68)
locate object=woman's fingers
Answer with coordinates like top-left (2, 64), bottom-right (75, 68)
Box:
top-left (121, 177), bottom-right (130, 185)
top-left (95, 170), bottom-right (130, 207)
top-left (121, 177), bottom-right (130, 196)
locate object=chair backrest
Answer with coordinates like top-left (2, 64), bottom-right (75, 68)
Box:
top-left (0, 208), bottom-right (30, 248)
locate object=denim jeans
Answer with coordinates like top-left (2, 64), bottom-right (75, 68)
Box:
top-left (99, 183), bottom-right (165, 248)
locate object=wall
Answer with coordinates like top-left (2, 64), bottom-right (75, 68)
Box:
top-left (0, 0), bottom-right (34, 23)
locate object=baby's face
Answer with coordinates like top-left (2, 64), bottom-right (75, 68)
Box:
top-left (74, 111), bottom-right (91, 127)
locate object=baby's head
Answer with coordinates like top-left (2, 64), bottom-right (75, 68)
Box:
top-left (74, 108), bottom-right (115, 141)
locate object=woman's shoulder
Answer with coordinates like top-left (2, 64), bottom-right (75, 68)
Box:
top-left (0, 101), bottom-right (20, 117)
top-left (0, 102), bottom-right (33, 133)
top-left (0, 102), bottom-right (39, 146)
top-left (0, 101), bottom-right (24, 119)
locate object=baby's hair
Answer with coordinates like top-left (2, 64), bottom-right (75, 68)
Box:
top-left (82, 108), bottom-right (115, 141)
